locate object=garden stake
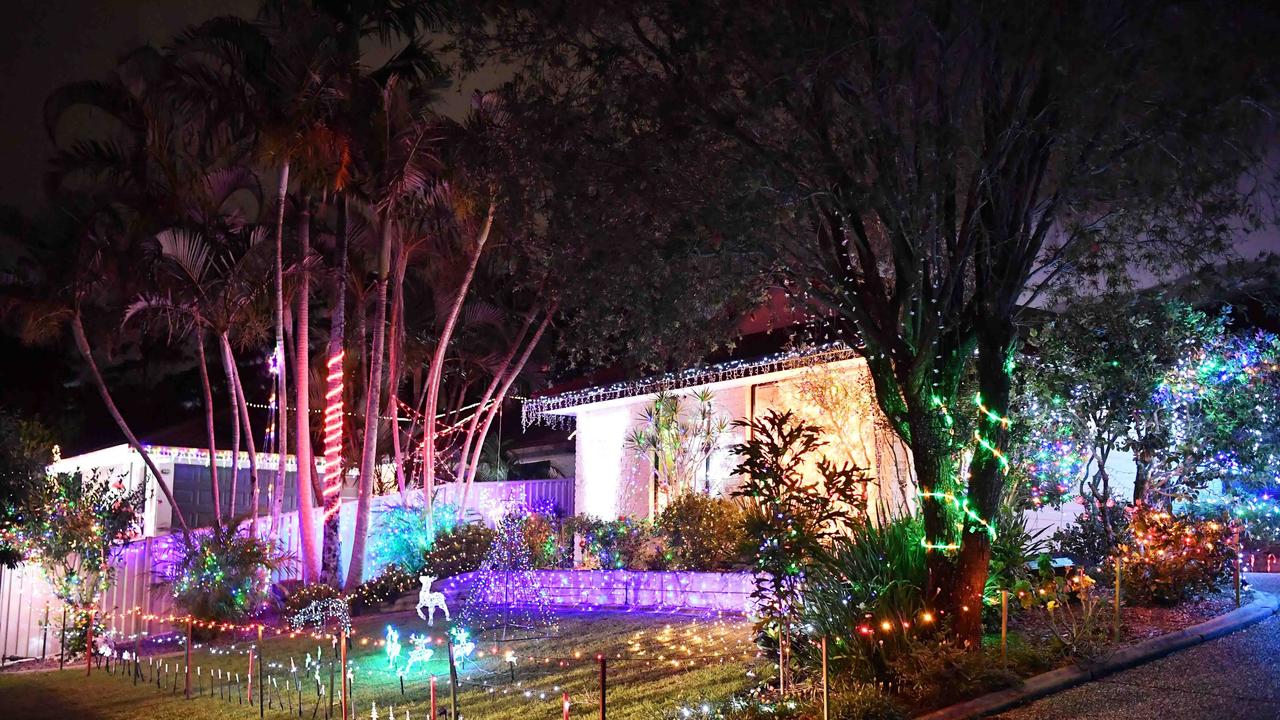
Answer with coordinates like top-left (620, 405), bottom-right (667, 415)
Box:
top-left (1000, 591), bottom-right (1008, 664)
top-left (598, 655), bottom-right (607, 720)
top-left (340, 630), bottom-right (349, 720)
top-left (430, 675), bottom-right (437, 719)
top-left (1235, 525), bottom-right (1243, 608)
top-left (400, 674), bottom-right (404, 696)
top-left (448, 638), bottom-right (459, 720)
top-left (185, 618), bottom-right (193, 699)
top-left (40, 603), bottom-right (49, 661)
top-left (259, 626), bottom-right (266, 719)
top-left (1114, 557), bottom-right (1122, 643)
top-left (134, 632), bottom-right (141, 684)
top-left (59, 606), bottom-right (66, 670)
top-left (86, 604), bottom-right (94, 671)
top-left (563, 691), bottom-right (570, 720)
top-left (821, 636), bottom-right (829, 720)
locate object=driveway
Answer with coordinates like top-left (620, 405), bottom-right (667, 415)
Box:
top-left (995, 573), bottom-right (1280, 719)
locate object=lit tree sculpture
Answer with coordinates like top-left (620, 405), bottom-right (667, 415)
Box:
top-left (457, 514), bottom-right (556, 641)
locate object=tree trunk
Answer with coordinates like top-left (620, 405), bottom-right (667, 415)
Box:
top-left (223, 334), bottom-right (260, 536)
top-left (272, 160), bottom-right (290, 537)
top-left (71, 311), bottom-right (189, 534)
top-left (952, 325), bottom-right (1017, 645)
top-left (295, 198), bottom-right (320, 583)
top-left (321, 195), bottom-right (349, 586)
top-left (194, 329), bottom-right (222, 529)
top-left (422, 203), bottom-right (496, 531)
top-left (386, 244), bottom-right (408, 502)
top-left (221, 332), bottom-right (241, 520)
top-left (345, 217), bottom-right (393, 591)
top-left (461, 309), bottom-right (552, 511)
top-left (453, 306), bottom-right (537, 505)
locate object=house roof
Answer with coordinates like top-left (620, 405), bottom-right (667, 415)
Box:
top-left (521, 340), bottom-right (858, 428)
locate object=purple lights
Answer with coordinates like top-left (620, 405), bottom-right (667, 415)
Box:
top-left (436, 570), bottom-right (757, 615)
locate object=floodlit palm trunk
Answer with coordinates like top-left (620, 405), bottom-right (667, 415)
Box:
top-left (423, 203), bottom-right (495, 529)
top-left (320, 195), bottom-right (349, 586)
top-left (272, 160), bottom-right (290, 535)
top-left (461, 310), bottom-right (552, 511)
top-left (295, 199), bottom-right (320, 583)
top-left (345, 217), bottom-right (393, 591)
top-left (71, 311), bottom-right (190, 534)
top-left (194, 328), bottom-right (222, 528)
top-left (222, 334), bottom-right (241, 519)
top-left (228, 340), bottom-right (262, 537)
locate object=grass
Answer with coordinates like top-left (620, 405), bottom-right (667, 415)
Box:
top-left (0, 609), bottom-right (761, 720)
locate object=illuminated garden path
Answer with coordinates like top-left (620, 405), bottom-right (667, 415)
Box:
top-left (996, 573), bottom-right (1280, 719)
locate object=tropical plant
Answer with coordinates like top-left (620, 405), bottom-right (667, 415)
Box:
top-left (159, 521), bottom-right (292, 629)
top-left (1051, 496), bottom-right (1132, 571)
top-left (625, 389), bottom-right (730, 503)
top-left (655, 492), bottom-right (749, 571)
top-left (800, 516), bottom-right (929, 680)
top-left (368, 501), bottom-right (460, 575)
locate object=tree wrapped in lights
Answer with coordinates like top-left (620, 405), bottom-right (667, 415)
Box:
top-left (457, 514), bottom-right (557, 641)
top-left (20, 471), bottom-right (145, 653)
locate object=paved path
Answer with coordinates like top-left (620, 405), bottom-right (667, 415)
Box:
top-left (996, 573), bottom-right (1280, 720)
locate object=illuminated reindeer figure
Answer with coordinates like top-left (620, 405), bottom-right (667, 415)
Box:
top-left (414, 575), bottom-right (450, 626)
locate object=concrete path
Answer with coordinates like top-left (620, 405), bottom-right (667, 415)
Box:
top-left (995, 573), bottom-right (1280, 719)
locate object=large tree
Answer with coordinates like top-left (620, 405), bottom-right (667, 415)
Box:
top-left (455, 0), bottom-right (1280, 641)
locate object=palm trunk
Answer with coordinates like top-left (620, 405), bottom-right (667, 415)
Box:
top-left (225, 337), bottom-right (260, 535)
top-left (321, 195), bottom-right (349, 586)
top-left (423, 203), bottom-right (495, 529)
top-left (461, 310), bottom-right (552, 511)
top-left (387, 245), bottom-right (408, 502)
top-left (221, 333), bottom-right (241, 520)
top-left (345, 217), bottom-right (393, 591)
top-left (295, 198), bottom-right (320, 583)
top-left (272, 160), bottom-right (290, 536)
top-left (71, 311), bottom-right (189, 534)
top-left (194, 329), bottom-right (222, 528)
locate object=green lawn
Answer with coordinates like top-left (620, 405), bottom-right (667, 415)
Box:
top-left (0, 609), bottom-right (761, 720)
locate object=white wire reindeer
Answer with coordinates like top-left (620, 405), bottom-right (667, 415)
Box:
top-left (414, 575), bottom-right (450, 626)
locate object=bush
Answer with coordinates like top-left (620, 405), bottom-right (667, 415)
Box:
top-left (828, 684), bottom-right (906, 720)
top-left (655, 492), bottom-right (749, 571)
top-left (282, 582), bottom-right (341, 617)
top-left (348, 566), bottom-right (418, 615)
top-left (889, 639), bottom-right (1021, 710)
top-left (1051, 496), bottom-right (1131, 570)
top-left (801, 516), bottom-right (928, 680)
top-left (369, 502), bottom-right (460, 575)
top-left (522, 512), bottom-right (572, 569)
top-left (571, 515), bottom-right (654, 569)
top-left (422, 523), bottom-right (495, 578)
top-left (160, 523), bottom-right (291, 632)
top-left (1119, 508), bottom-right (1234, 606)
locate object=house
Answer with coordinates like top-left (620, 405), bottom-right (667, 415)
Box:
top-left (522, 341), bottom-right (917, 522)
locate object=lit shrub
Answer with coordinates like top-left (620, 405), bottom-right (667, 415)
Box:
top-left (655, 492), bottom-right (749, 571)
top-left (422, 523), bottom-right (495, 578)
top-left (159, 523), bottom-right (291, 632)
top-left (1118, 508), bottom-right (1234, 606)
top-left (570, 515), bottom-right (654, 569)
top-left (348, 566), bottom-right (418, 615)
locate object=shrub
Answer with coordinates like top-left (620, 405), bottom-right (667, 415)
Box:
top-left (1051, 496), bottom-right (1131, 570)
top-left (422, 523), bottom-right (495, 578)
top-left (889, 639), bottom-right (1021, 710)
top-left (655, 492), bottom-right (749, 570)
top-left (348, 566), bottom-right (418, 615)
top-left (571, 515), bottom-right (654, 569)
top-left (160, 522), bottom-right (292, 631)
top-left (1118, 508), bottom-right (1234, 606)
top-left (369, 501), bottom-right (460, 575)
top-left (801, 516), bottom-right (928, 680)
top-left (522, 512), bottom-right (572, 569)
top-left (828, 683), bottom-right (906, 720)
top-left (283, 582), bottom-right (341, 617)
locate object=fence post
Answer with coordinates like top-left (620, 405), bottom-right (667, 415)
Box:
top-left (430, 675), bottom-right (437, 719)
top-left (448, 636), bottom-right (460, 720)
top-left (598, 654), bottom-right (607, 720)
top-left (340, 630), bottom-right (349, 720)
